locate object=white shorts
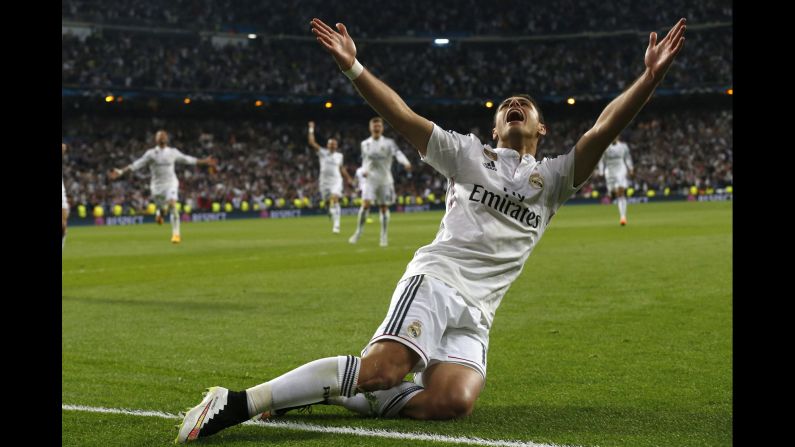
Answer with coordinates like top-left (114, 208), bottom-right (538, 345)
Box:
top-left (606, 175), bottom-right (629, 192)
top-left (362, 182), bottom-right (396, 206)
top-left (319, 179), bottom-right (343, 200)
top-left (151, 185), bottom-right (178, 206)
top-left (362, 275), bottom-right (489, 379)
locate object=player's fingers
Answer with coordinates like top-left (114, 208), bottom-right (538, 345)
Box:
top-left (312, 18), bottom-right (338, 35)
top-left (672, 37), bottom-right (685, 55)
top-left (336, 23), bottom-right (350, 38)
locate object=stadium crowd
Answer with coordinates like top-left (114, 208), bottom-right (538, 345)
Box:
top-left (63, 0), bottom-right (731, 36)
top-left (62, 28), bottom-right (731, 98)
top-left (62, 107), bottom-right (732, 215)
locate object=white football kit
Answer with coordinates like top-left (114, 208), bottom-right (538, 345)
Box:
top-left (598, 141), bottom-right (633, 191)
top-left (364, 124), bottom-right (587, 378)
top-left (360, 136), bottom-right (410, 205)
top-left (317, 148), bottom-right (344, 199)
top-left (62, 176), bottom-right (69, 211)
top-left (129, 146), bottom-right (198, 205)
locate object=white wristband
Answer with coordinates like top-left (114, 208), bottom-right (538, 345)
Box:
top-left (343, 59), bottom-right (364, 80)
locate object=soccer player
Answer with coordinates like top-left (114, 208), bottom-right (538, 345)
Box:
top-left (62, 143), bottom-right (69, 249)
top-left (307, 121), bottom-right (354, 233)
top-left (348, 117), bottom-right (412, 247)
top-left (175, 17), bottom-right (686, 443)
top-left (597, 138), bottom-right (634, 225)
top-left (109, 130), bottom-right (216, 243)
top-left (353, 166), bottom-right (373, 224)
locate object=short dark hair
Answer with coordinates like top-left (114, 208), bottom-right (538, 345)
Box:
top-left (495, 94), bottom-right (545, 125)
top-left (369, 117), bottom-right (383, 124)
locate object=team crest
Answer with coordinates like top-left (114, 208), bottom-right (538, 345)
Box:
top-left (482, 148), bottom-right (498, 162)
top-left (407, 321), bottom-right (422, 338)
top-left (529, 173), bottom-right (544, 189)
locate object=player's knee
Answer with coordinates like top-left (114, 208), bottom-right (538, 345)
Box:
top-left (433, 390), bottom-right (476, 418)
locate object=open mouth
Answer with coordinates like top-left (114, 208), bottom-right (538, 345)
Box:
top-left (506, 109), bottom-right (525, 124)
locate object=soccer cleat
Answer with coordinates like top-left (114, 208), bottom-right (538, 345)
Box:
top-left (156, 214), bottom-right (164, 225)
top-left (175, 387), bottom-right (249, 444)
top-left (333, 227), bottom-right (340, 234)
top-left (366, 218), bottom-right (374, 224)
top-left (620, 217), bottom-right (627, 226)
top-left (171, 234), bottom-right (181, 244)
top-left (379, 237), bottom-right (388, 247)
top-left (258, 404), bottom-right (313, 421)
top-left (348, 233), bottom-right (360, 244)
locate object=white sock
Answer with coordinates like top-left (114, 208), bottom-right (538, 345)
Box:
top-left (331, 381), bottom-right (423, 418)
top-left (170, 207), bottom-right (180, 236)
top-left (380, 209), bottom-right (390, 240)
top-left (618, 196), bottom-right (627, 218)
top-left (355, 207), bottom-right (367, 236)
top-left (331, 203), bottom-right (341, 229)
top-left (245, 355), bottom-right (360, 418)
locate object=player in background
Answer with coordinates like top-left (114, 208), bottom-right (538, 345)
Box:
top-left (349, 117), bottom-right (412, 247)
top-left (353, 166), bottom-right (374, 224)
top-left (175, 16), bottom-right (686, 443)
top-left (307, 121), bottom-right (354, 233)
top-left (109, 130), bottom-right (217, 243)
top-left (62, 143), bottom-right (69, 249)
top-left (597, 138), bottom-right (634, 225)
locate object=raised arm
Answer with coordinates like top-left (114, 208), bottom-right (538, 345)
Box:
top-left (109, 151), bottom-right (151, 180)
top-left (311, 18), bottom-right (433, 156)
top-left (573, 18), bottom-right (686, 186)
top-left (307, 121), bottom-right (322, 152)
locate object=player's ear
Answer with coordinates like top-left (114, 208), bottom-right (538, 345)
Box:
top-left (492, 127), bottom-right (497, 141)
top-left (537, 123), bottom-right (547, 137)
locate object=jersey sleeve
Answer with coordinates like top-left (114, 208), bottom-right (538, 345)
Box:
top-left (174, 149), bottom-right (199, 165)
top-left (543, 147), bottom-right (589, 210)
top-left (129, 150), bottom-right (152, 171)
top-left (393, 144), bottom-right (411, 168)
top-left (422, 123), bottom-right (477, 178)
top-left (624, 145), bottom-right (634, 171)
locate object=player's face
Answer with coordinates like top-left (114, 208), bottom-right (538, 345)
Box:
top-left (62, 143), bottom-right (67, 154)
top-left (155, 131), bottom-right (169, 146)
top-left (492, 96), bottom-right (546, 143)
top-left (327, 138), bottom-right (338, 150)
top-left (369, 120), bottom-right (383, 137)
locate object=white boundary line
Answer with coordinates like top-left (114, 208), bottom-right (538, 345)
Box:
top-left (62, 404), bottom-right (588, 447)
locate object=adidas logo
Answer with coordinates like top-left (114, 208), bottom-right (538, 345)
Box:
top-left (483, 160), bottom-right (497, 171)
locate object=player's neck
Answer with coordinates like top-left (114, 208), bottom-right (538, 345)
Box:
top-left (371, 134), bottom-right (381, 140)
top-left (496, 137), bottom-right (537, 157)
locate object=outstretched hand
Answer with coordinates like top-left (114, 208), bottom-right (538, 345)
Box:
top-left (108, 168), bottom-right (122, 181)
top-left (645, 18), bottom-right (686, 82)
top-left (311, 18), bottom-right (357, 71)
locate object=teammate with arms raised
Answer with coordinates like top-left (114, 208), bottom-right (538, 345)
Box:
top-left (307, 121), bottom-right (353, 233)
top-left (109, 130), bottom-right (216, 244)
top-left (598, 138), bottom-right (634, 225)
top-left (349, 117), bottom-right (412, 247)
top-left (176, 16), bottom-right (686, 443)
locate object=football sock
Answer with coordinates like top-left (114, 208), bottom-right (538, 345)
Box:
top-left (245, 356), bottom-right (360, 418)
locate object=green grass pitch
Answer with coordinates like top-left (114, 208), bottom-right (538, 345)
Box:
top-left (62, 201), bottom-right (732, 447)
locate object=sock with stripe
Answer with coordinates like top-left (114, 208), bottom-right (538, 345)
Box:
top-left (618, 196), bottom-right (627, 218)
top-left (329, 381), bottom-right (424, 418)
top-left (244, 356), bottom-right (360, 418)
top-left (170, 206), bottom-right (181, 236)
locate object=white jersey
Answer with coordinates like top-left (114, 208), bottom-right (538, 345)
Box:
top-left (129, 146), bottom-right (198, 191)
top-left (62, 176), bottom-right (69, 210)
top-left (598, 141), bottom-right (633, 178)
top-left (360, 136), bottom-right (410, 185)
top-left (401, 124), bottom-right (586, 328)
top-left (317, 148), bottom-right (344, 184)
